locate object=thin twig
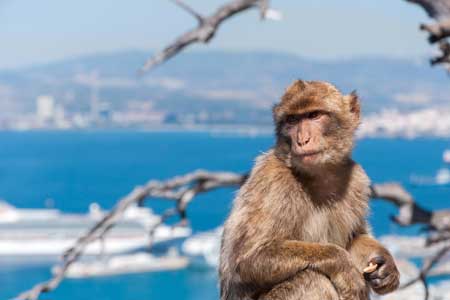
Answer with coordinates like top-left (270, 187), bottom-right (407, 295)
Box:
top-left (169, 0), bottom-right (204, 23)
top-left (401, 245), bottom-right (450, 294)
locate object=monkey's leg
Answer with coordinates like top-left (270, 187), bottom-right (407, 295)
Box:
top-left (258, 270), bottom-right (339, 300)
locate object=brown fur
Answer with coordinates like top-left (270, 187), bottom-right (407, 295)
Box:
top-left (219, 80), bottom-right (399, 300)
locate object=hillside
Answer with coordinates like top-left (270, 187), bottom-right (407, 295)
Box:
top-left (0, 50), bottom-right (448, 128)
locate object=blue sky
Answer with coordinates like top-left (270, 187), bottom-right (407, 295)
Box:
top-left (0, 0), bottom-right (431, 69)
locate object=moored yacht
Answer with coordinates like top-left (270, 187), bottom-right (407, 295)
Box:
top-left (0, 201), bottom-right (191, 256)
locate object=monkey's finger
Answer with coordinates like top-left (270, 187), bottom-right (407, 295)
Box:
top-left (371, 273), bottom-right (400, 295)
top-left (363, 269), bottom-right (384, 282)
top-left (367, 269), bottom-right (389, 281)
top-left (363, 262), bottom-right (378, 273)
top-left (370, 278), bottom-right (383, 289)
top-left (364, 264), bottom-right (391, 282)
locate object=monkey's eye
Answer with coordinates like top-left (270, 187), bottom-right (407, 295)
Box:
top-left (285, 115), bottom-right (299, 124)
top-left (306, 111), bottom-right (321, 119)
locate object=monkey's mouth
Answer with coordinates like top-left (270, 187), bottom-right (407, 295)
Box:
top-left (296, 150), bottom-right (323, 159)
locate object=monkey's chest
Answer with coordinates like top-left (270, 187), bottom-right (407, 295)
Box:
top-left (293, 200), bottom-right (366, 247)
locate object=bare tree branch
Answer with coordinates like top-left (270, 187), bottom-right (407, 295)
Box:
top-left (405, 0), bottom-right (450, 69)
top-left (371, 183), bottom-right (433, 226)
top-left (140, 0), bottom-right (450, 72)
top-left (371, 182), bottom-right (450, 233)
top-left (421, 19), bottom-right (450, 43)
top-left (139, 0), bottom-right (263, 73)
top-left (427, 230), bottom-right (450, 245)
top-left (16, 170), bottom-right (246, 300)
top-left (371, 182), bottom-right (450, 299)
top-left (431, 40), bottom-right (450, 66)
top-left (401, 244), bottom-right (450, 297)
top-left (15, 176), bottom-right (450, 300)
top-left (407, 0), bottom-right (450, 20)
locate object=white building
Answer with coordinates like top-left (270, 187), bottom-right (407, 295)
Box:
top-left (36, 95), bottom-right (55, 122)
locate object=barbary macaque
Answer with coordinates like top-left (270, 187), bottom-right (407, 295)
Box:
top-left (219, 80), bottom-right (400, 300)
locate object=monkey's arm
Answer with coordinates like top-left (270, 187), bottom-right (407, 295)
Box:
top-left (348, 234), bottom-right (400, 294)
top-left (237, 240), bottom-right (367, 299)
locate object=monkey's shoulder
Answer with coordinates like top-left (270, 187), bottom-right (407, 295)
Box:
top-left (346, 161), bottom-right (371, 201)
top-left (252, 149), bottom-right (289, 174)
top-left (248, 150), bottom-right (298, 187)
top-left (348, 159), bottom-right (369, 180)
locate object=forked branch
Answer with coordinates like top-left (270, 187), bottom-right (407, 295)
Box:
top-left (371, 182), bottom-right (450, 232)
top-left (140, 0), bottom-right (265, 73)
top-left (15, 170), bottom-right (246, 300)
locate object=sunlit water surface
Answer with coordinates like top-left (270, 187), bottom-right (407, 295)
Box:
top-left (0, 132), bottom-right (448, 300)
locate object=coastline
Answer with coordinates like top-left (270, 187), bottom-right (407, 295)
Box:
top-left (0, 123), bottom-right (449, 140)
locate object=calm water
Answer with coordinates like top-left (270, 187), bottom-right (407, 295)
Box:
top-left (0, 131), bottom-right (449, 300)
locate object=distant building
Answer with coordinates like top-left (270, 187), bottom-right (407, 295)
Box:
top-left (98, 101), bottom-right (111, 122)
top-left (36, 95), bottom-right (55, 122)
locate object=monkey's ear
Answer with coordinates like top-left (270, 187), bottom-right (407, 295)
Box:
top-left (344, 90), bottom-right (360, 121)
top-left (272, 103), bottom-right (282, 123)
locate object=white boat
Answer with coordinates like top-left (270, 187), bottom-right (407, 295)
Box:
top-left (0, 201), bottom-right (191, 256)
top-left (444, 150), bottom-right (450, 164)
top-left (54, 248), bottom-right (189, 278)
top-left (182, 227), bottom-right (222, 268)
top-left (436, 168), bottom-right (450, 185)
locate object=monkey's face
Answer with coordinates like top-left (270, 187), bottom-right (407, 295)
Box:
top-left (282, 110), bottom-right (331, 165)
top-left (274, 80), bottom-right (360, 171)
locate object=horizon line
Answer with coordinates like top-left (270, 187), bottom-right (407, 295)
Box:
top-left (0, 48), bottom-right (429, 73)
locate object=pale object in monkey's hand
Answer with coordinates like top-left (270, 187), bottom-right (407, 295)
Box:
top-left (363, 262), bottom-right (378, 274)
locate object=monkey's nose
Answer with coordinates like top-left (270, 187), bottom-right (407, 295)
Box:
top-left (298, 137), bottom-right (310, 146)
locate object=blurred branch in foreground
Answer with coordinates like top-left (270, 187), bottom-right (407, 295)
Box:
top-left (139, 0), bottom-right (281, 73)
top-left (14, 172), bottom-right (450, 300)
top-left (15, 170), bottom-right (246, 300)
top-left (139, 0), bottom-right (450, 73)
top-left (406, 0), bottom-right (450, 70)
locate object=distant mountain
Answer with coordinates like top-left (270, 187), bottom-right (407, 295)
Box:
top-left (0, 50), bottom-right (448, 127)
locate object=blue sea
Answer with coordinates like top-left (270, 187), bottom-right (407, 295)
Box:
top-left (0, 131), bottom-right (448, 300)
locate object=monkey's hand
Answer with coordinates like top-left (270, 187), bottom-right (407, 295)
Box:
top-left (363, 254), bottom-right (400, 295)
top-left (323, 245), bottom-right (369, 300)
